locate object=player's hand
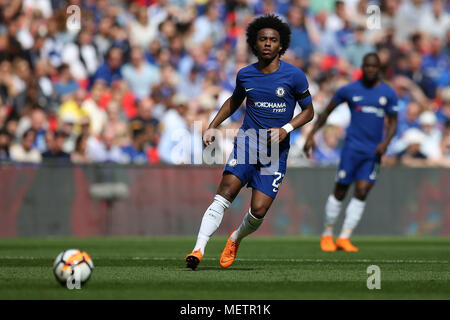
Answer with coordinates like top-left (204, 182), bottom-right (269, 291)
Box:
top-left (375, 141), bottom-right (388, 156)
top-left (203, 128), bottom-right (216, 146)
top-left (303, 136), bottom-right (315, 158)
top-left (267, 128), bottom-right (287, 144)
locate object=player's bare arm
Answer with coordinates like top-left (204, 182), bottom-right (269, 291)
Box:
top-left (268, 103), bottom-right (314, 144)
top-left (303, 99), bottom-right (339, 157)
top-left (203, 95), bottom-right (245, 146)
top-left (375, 113), bottom-right (398, 156)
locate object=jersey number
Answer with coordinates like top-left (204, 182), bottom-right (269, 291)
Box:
top-left (272, 172), bottom-right (285, 193)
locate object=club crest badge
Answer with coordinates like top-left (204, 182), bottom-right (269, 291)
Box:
top-left (275, 87), bottom-right (286, 97)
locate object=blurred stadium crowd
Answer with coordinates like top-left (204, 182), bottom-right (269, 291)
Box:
top-left (0, 0), bottom-right (448, 167)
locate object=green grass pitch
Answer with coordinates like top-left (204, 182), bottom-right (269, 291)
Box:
top-left (0, 236), bottom-right (449, 300)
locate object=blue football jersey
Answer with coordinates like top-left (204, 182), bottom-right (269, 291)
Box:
top-left (332, 80), bottom-right (398, 154)
top-left (232, 60), bottom-right (312, 151)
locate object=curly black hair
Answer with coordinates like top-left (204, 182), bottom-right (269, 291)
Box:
top-left (246, 14), bottom-right (291, 57)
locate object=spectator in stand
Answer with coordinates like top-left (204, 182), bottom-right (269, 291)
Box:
top-left (151, 64), bottom-right (177, 110)
top-left (78, 114), bottom-right (98, 148)
top-left (122, 47), bottom-right (161, 100)
top-left (53, 64), bottom-right (80, 101)
top-left (109, 80), bottom-right (137, 120)
top-left (444, 29), bottom-right (450, 58)
top-left (158, 93), bottom-right (190, 164)
top-left (422, 36), bottom-right (449, 88)
top-left (41, 130), bottom-right (71, 162)
top-left (10, 128), bottom-right (41, 163)
top-left (71, 134), bottom-right (92, 164)
top-left (128, 8), bottom-right (157, 50)
top-left (81, 80), bottom-right (108, 137)
top-left (178, 45), bottom-right (208, 78)
top-left (325, 0), bottom-right (347, 32)
top-left (350, 0), bottom-right (370, 29)
top-left (375, 27), bottom-right (402, 80)
top-left (29, 108), bottom-right (48, 153)
top-left (12, 76), bottom-right (42, 118)
top-left (58, 88), bottom-right (87, 136)
top-left (336, 18), bottom-right (355, 49)
top-left (94, 17), bottom-right (113, 58)
top-left (397, 100), bottom-right (422, 138)
top-left (394, 0), bottom-right (428, 44)
top-left (0, 0), bottom-right (448, 169)
top-left (396, 128), bottom-right (428, 167)
top-left (0, 128), bottom-right (11, 161)
top-left (3, 117), bottom-right (20, 145)
top-left (429, 120), bottom-right (450, 167)
top-left (62, 29), bottom-right (100, 84)
top-left (379, 0), bottom-right (399, 30)
top-left (58, 113), bottom-right (78, 154)
top-left (177, 66), bottom-right (203, 100)
top-left (419, 0), bottom-right (450, 41)
top-left (0, 104), bottom-right (9, 133)
top-left (437, 87), bottom-right (450, 127)
top-left (287, 6), bottom-right (317, 61)
top-left (105, 100), bottom-right (129, 147)
top-left (315, 11), bottom-right (344, 57)
top-left (121, 127), bottom-right (149, 164)
top-left (110, 21), bottom-right (132, 61)
top-left (418, 111), bottom-right (442, 160)
top-left (22, 0), bottom-right (53, 19)
top-left (0, 60), bottom-right (20, 107)
top-left (313, 124), bottom-right (342, 166)
top-left (87, 126), bottom-right (126, 164)
top-left (192, 2), bottom-right (226, 46)
top-left (130, 97), bottom-right (159, 149)
top-left (344, 25), bottom-right (375, 67)
top-left (91, 47), bottom-right (123, 87)
top-left (34, 59), bottom-right (58, 113)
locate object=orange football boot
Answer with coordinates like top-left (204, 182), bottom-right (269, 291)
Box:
top-left (320, 235), bottom-right (337, 252)
top-left (336, 237), bottom-right (359, 252)
top-left (220, 231), bottom-right (239, 268)
top-left (185, 249), bottom-right (203, 270)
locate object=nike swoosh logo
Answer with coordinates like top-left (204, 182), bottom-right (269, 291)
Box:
top-left (220, 258), bottom-right (233, 264)
top-left (353, 96), bottom-right (363, 101)
top-left (245, 88), bottom-right (254, 92)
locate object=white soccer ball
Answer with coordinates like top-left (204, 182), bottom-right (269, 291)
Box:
top-left (53, 249), bottom-right (94, 287)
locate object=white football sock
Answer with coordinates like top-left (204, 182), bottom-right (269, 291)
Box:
top-left (322, 194), bottom-right (343, 237)
top-left (193, 194), bottom-right (231, 254)
top-left (230, 209), bottom-right (264, 243)
top-left (339, 197), bottom-right (366, 239)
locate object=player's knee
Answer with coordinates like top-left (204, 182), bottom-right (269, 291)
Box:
top-left (354, 188), bottom-right (369, 201)
top-left (217, 182), bottom-right (239, 202)
top-left (249, 205), bottom-right (268, 219)
top-left (217, 189), bottom-right (235, 203)
top-left (333, 185), bottom-right (348, 201)
top-left (334, 191), bottom-right (346, 201)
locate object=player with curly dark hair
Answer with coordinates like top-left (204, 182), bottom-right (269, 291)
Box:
top-left (186, 14), bottom-right (314, 270)
top-left (246, 14), bottom-right (291, 57)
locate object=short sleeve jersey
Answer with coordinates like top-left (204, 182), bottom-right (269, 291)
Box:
top-left (332, 80), bottom-right (398, 154)
top-left (232, 60), bottom-right (312, 151)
